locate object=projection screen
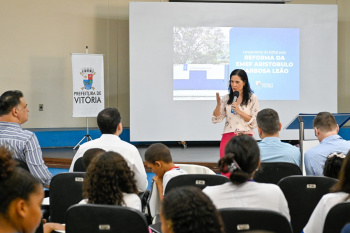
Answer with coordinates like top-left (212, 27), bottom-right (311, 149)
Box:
top-left (129, 2), bottom-right (337, 142)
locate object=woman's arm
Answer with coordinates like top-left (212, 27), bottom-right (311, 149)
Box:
top-left (213, 92), bottom-right (222, 117)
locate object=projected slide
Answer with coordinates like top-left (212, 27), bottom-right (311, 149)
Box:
top-left (173, 27), bottom-right (300, 101)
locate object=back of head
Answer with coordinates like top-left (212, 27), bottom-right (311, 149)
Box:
top-left (0, 90), bottom-right (23, 116)
top-left (82, 148), bottom-right (106, 170)
top-left (0, 146), bottom-right (41, 217)
top-left (145, 143), bottom-right (172, 164)
top-left (219, 135), bottom-right (260, 185)
top-left (331, 150), bottom-right (350, 194)
top-left (83, 151), bottom-right (138, 205)
top-left (97, 108), bottom-right (121, 134)
top-left (162, 186), bottom-right (224, 233)
top-left (257, 108), bottom-right (280, 135)
top-left (313, 112), bottom-right (337, 132)
top-left (323, 152), bottom-right (346, 179)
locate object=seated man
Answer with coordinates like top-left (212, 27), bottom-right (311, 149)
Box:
top-left (69, 107), bottom-right (148, 192)
top-left (0, 90), bottom-right (52, 188)
top-left (305, 111), bottom-right (350, 176)
top-left (257, 108), bottom-right (300, 166)
top-left (145, 143), bottom-right (187, 200)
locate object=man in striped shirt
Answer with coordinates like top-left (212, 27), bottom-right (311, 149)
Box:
top-left (0, 90), bottom-right (52, 187)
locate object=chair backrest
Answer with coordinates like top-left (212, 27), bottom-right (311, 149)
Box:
top-left (175, 164), bottom-right (216, 174)
top-left (73, 157), bottom-right (85, 172)
top-left (13, 158), bottom-right (30, 172)
top-left (254, 162), bottom-right (302, 184)
top-left (49, 172), bottom-right (86, 223)
top-left (164, 174), bottom-right (229, 194)
top-left (278, 175), bottom-right (338, 233)
top-left (66, 204), bottom-right (149, 233)
top-left (219, 208), bottom-right (293, 233)
top-left (323, 202), bottom-right (350, 233)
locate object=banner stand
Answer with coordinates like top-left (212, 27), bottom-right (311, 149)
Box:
top-left (73, 46), bottom-right (93, 150)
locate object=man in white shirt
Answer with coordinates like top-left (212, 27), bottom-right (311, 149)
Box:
top-left (69, 108), bottom-right (148, 192)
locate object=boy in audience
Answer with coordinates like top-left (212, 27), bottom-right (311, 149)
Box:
top-left (82, 148), bottom-right (106, 170)
top-left (145, 143), bottom-right (187, 199)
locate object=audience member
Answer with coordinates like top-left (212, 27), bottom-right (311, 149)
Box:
top-left (69, 107), bottom-right (148, 192)
top-left (161, 186), bottom-right (224, 233)
top-left (145, 143), bottom-right (187, 199)
top-left (0, 146), bottom-right (44, 233)
top-left (81, 151), bottom-right (141, 211)
top-left (0, 90), bottom-right (52, 188)
top-left (257, 108), bottom-right (300, 166)
top-left (305, 112), bottom-right (350, 176)
top-left (82, 148), bottom-right (105, 170)
top-left (203, 135), bottom-right (290, 221)
top-left (323, 152), bottom-right (346, 179)
top-left (303, 150), bottom-right (350, 233)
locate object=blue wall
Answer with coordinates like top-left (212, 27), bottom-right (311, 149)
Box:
top-left (33, 127), bottom-right (350, 148)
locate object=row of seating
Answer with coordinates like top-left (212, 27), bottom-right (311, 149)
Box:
top-left (46, 163), bottom-right (347, 233)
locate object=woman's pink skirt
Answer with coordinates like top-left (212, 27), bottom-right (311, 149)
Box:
top-left (219, 132), bottom-right (252, 177)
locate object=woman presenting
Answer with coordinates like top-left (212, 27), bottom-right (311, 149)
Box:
top-left (212, 69), bottom-right (259, 159)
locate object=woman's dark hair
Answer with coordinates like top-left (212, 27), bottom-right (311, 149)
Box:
top-left (323, 152), bottom-right (345, 179)
top-left (219, 135), bottom-right (260, 185)
top-left (227, 69), bottom-right (253, 106)
top-left (162, 186), bottom-right (224, 233)
top-left (83, 151), bottom-right (138, 205)
top-left (0, 146), bottom-right (42, 218)
top-left (330, 150), bottom-right (350, 197)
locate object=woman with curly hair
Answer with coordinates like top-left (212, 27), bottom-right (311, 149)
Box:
top-left (161, 186), bottom-right (224, 233)
top-left (81, 151), bottom-right (141, 211)
top-left (203, 135), bottom-right (290, 221)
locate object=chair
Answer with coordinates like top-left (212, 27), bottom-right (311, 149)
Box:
top-left (65, 204), bottom-right (149, 233)
top-left (253, 162), bottom-right (302, 184)
top-left (164, 174), bottom-right (229, 194)
top-left (278, 175), bottom-right (338, 233)
top-left (175, 163), bottom-right (216, 174)
top-left (72, 157), bottom-right (85, 172)
top-left (219, 208), bottom-right (293, 233)
top-left (49, 172), bottom-right (86, 223)
top-left (13, 158), bottom-right (30, 172)
top-left (323, 202), bottom-right (350, 233)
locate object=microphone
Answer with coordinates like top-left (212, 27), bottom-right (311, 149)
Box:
top-left (231, 91), bottom-right (239, 113)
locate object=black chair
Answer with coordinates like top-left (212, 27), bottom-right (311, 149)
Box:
top-left (49, 172), bottom-right (86, 223)
top-left (219, 208), bottom-right (293, 233)
top-left (323, 202), bottom-right (350, 233)
top-left (65, 204), bottom-right (149, 233)
top-left (253, 162), bottom-right (302, 184)
top-left (73, 157), bottom-right (85, 172)
top-left (164, 174), bottom-right (229, 194)
top-left (278, 175), bottom-right (338, 233)
top-left (13, 158), bottom-right (30, 172)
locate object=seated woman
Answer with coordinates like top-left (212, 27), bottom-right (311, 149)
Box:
top-left (161, 186), bottom-right (224, 233)
top-left (203, 135), bottom-right (290, 221)
top-left (81, 151), bottom-right (141, 211)
top-left (303, 150), bottom-right (350, 233)
top-left (323, 152), bottom-right (346, 179)
top-left (0, 146), bottom-right (64, 233)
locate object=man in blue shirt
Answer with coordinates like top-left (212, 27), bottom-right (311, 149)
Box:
top-left (304, 112), bottom-right (350, 176)
top-left (0, 90), bottom-right (52, 187)
top-left (257, 108), bottom-right (300, 166)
